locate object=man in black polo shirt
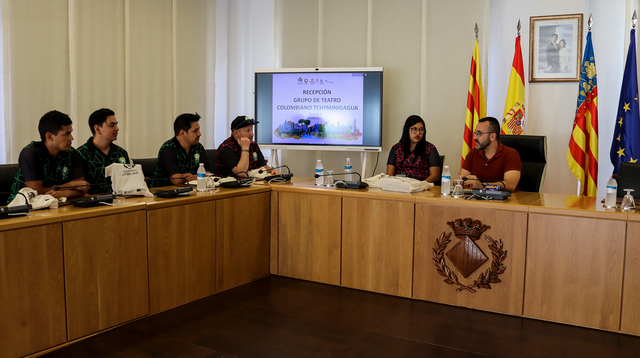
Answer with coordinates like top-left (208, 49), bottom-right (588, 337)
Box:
top-left (151, 113), bottom-right (212, 187)
top-left (7, 110), bottom-right (88, 203)
top-left (215, 115), bottom-right (280, 178)
top-left (77, 108), bottom-right (130, 195)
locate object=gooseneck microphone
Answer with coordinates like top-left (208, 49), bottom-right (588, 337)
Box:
top-left (314, 172), bottom-right (368, 189)
top-left (461, 177), bottom-right (506, 191)
top-left (144, 177), bottom-right (193, 198)
top-left (257, 165), bottom-right (294, 181)
top-left (0, 191), bottom-right (32, 218)
top-left (52, 182), bottom-right (108, 191)
top-left (48, 183), bottom-right (117, 207)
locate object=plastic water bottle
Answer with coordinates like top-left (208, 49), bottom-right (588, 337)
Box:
top-left (441, 165), bottom-right (451, 195)
top-left (315, 159), bottom-right (324, 186)
top-left (605, 175), bottom-right (617, 208)
top-left (345, 158), bottom-right (353, 181)
top-left (197, 163), bottom-right (206, 192)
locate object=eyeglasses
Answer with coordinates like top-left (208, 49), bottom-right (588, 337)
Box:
top-left (410, 127), bottom-right (426, 134)
top-left (473, 131), bottom-right (494, 137)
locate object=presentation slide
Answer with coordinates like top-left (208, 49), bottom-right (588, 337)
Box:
top-left (271, 73), bottom-right (364, 145)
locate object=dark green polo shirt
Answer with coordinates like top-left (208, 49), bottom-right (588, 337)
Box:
top-left (77, 137), bottom-right (130, 195)
top-left (8, 141), bottom-right (84, 203)
top-left (151, 137), bottom-right (211, 187)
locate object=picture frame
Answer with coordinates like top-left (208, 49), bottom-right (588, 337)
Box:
top-left (529, 14), bottom-right (583, 82)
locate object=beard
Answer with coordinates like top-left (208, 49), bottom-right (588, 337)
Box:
top-left (475, 138), bottom-right (490, 151)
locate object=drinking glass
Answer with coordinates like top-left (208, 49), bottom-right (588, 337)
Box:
top-left (621, 189), bottom-right (636, 210)
top-left (452, 179), bottom-right (464, 198)
top-left (325, 171), bottom-right (334, 187)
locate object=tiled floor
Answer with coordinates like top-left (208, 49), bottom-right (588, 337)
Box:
top-left (40, 276), bottom-right (640, 357)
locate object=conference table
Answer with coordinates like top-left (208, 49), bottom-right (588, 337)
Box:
top-left (1, 177), bottom-right (638, 357)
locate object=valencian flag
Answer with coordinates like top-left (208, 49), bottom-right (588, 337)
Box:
top-left (610, 28), bottom-right (640, 174)
top-left (502, 34), bottom-right (526, 135)
top-left (461, 38), bottom-right (486, 165)
top-left (567, 31), bottom-right (598, 197)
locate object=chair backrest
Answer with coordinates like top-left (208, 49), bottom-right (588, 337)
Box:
top-left (617, 161), bottom-right (640, 198)
top-left (499, 134), bottom-right (547, 192)
top-left (132, 158), bottom-right (157, 179)
top-left (432, 155), bottom-right (445, 186)
top-left (205, 149), bottom-right (216, 173)
top-left (0, 164), bottom-right (19, 204)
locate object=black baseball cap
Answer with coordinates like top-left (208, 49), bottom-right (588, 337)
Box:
top-left (231, 116), bottom-right (259, 130)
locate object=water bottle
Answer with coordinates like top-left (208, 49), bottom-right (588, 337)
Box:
top-left (197, 163), bottom-right (206, 192)
top-left (441, 165), bottom-right (451, 195)
top-left (315, 159), bottom-right (324, 186)
top-left (345, 158), bottom-right (353, 181)
top-left (605, 175), bottom-right (617, 208)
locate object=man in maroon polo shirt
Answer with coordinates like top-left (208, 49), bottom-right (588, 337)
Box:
top-left (456, 117), bottom-right (522, 192)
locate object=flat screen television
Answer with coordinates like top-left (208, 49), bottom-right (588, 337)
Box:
top-left (254, 67), bottom-right (383, 151)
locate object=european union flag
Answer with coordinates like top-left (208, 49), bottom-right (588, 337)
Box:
top-left (611, 28), bottom-right (640, 174)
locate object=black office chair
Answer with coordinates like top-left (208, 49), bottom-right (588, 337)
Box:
top-left (432, 155), bottom-right (445, 186)
top-left (499, 134), bottom-right (547, 192)
top-left (205, 149), bottom-right (217, 173)
top-left (132, 158), bottom-right (157, 179)
top-left (616, 161), bottom-right (640, 199)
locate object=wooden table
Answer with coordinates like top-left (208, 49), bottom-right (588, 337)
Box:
top-left (0, 185), bottom-right (271, 358)
top-left (4, 178), bottom-right (640, 358)
top-left (270, 179), bottom-right (640, 335)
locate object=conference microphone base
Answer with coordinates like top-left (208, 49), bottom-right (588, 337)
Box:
top-left (71, 194), bottom-right (117, 207)
top-left (263, 173), bottom-right (293, 182)
top-left (219, 178), bottom-right (254, 189)
top-left (154, 187), bottom-right (193, 198)
top-left (335, 181), bottom-right (369, 190)
top-left (470, 189), bottom-right (511, 200)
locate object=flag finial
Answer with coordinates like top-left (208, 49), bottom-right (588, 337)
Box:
top-left (475, 23), bottom-right (479, 39)
top-left (633, 10), bottom-right (637, 29)
top-left (517, 19), bottom-right (521, 36)
top-left (588, 14), bottom-right (593, 31)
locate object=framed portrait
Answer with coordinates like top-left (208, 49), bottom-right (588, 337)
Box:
top-left (529, 14), bottom-right (583, 82)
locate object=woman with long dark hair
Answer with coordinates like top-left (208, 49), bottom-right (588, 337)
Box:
top-left (386, 115), bottom-right (441, 182)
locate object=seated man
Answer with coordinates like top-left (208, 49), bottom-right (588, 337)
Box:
top-left (77, 108), bottom-right (130, 195)
top-left (151, 113), bottom-right (211, 187)
top-left (456, 116), bottom-right (521, 192)
top-left (8, 110), bottom-right (88, 203)
top-left (215, 115), bottom-right (280, 178)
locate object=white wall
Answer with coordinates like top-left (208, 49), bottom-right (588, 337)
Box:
top-left (0, 0), bottom-right (636, 197)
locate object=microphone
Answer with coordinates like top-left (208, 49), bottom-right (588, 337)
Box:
top-left (314, 172), bottom-right (368, 189)
top-left (52, 182), bottom-right (108, 191)
top-left (461, 177), bottom-right (507, 191)
top-left (0, 191), bottom-right (32, 218)
top-left (257, 165), bottom-right (294, 181)
top-left (144, 177), bottom-right (193, 198)
top-left (48, 183), bottom-right (116, 207)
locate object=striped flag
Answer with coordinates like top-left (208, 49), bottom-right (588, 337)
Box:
top-left (461, 39), bottom-right (486, 166)
top-left (567, 31), bottom-right (598, 197)
top-left (610, 28), bottom-right (640, 174)
top-left (502, 35), bottom-right (525, 135)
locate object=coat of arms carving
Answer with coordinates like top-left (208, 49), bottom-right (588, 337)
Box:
top-left (433, 218), bottom-right (507, 293)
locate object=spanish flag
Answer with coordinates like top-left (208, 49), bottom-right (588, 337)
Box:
top-left (567, 31), bottom-right (598, 197)
top-left (461, 39), bottom-right (486, 166)
top-left (502, 35), bottom-right (525, 135)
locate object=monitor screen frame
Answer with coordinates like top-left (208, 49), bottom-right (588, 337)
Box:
top-left (254, 67), bottom-right (383, 152)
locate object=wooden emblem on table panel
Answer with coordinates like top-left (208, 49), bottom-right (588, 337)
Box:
top-left (433, 218), bottom-right (507, 293)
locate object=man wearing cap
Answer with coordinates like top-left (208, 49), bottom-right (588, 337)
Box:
top-left (77, 108), bottom-right (130, 195)
top-left (151, 113), bottom-right (212, 187)
top-left (215, 115), bottom-right (280, 178)
top-left (8, 110), bottom-right (89, 203)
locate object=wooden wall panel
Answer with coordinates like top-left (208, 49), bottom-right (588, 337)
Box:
top-left (148, 201), bottom-right (217, 313)
top-left (413, 203), bottom-right (527, 315)
top-left (0, 223), bottom-right (66, 358)
top-left (341, 197), bottom-right (414, 297)
top-left (278, 192), bottom-right (342, 285)
top-left (64, 210), bottom-right (149, 340)
top-left (217, 193), bottom-right (270, 291)
top-left (621, 221), bottom-right (640, 335)
top-left (524, 213), bottom-right (626, 331)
